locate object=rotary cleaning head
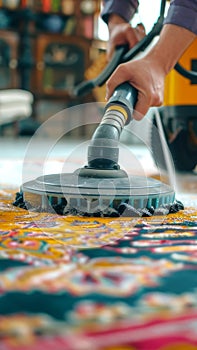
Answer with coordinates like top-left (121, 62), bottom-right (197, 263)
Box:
top-left (14, 167), bottom-right (183, 218)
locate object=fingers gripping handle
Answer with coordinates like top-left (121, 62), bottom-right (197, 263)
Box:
top-left (106, 82), bottom-right (138, 125)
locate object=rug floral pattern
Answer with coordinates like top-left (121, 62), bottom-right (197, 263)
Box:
top-left (0, 188), bottom-right (197, 349)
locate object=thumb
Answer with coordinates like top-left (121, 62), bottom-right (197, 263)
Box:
top-left (105, 67), bottom-right (127, 100)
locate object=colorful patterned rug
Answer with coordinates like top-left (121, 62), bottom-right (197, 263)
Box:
top-left (0, 182), bottom-right (197, 349)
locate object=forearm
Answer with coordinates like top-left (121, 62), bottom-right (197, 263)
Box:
top-left (146, 24), bottom-right (196, 75)
top-left (107, 14), bottom-right (128, 34)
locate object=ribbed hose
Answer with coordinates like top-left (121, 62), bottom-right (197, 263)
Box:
top-left (87, 106), bottom-right (129, 169)
top-left (87, 83), bottom-right (137, 170)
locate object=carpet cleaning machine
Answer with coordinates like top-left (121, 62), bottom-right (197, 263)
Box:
top-left (152, 38), bottom-right (197, 171)
top-left (14, 0), bottom-right (197, 217)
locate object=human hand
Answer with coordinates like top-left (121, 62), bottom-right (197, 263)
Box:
top-left (107, 14), bottom-right (145, 60)
top-left (105, 57), bottom-right (165, 120)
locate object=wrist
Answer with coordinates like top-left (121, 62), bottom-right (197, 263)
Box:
top-left (146, 24), bottom-right (196, 75)
top-left (108, 14), bottom-right (127, 34)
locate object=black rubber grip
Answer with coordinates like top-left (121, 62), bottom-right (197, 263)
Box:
top-left (106, 82), bottom-right (138, 125)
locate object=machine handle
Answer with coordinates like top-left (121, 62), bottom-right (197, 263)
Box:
top-left (73, 11), bottom-right (165, 98)
top-left (106, 82), bottom-right (138, 125)
top-left (175, 62), bottom-right (197, 81)
top-left (73, 45), bottom-right (128, 97)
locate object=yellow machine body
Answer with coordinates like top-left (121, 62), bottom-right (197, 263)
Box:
top-left (164, 38), bottom-right (197, 106)
top-left (155, 39), bottom-right (197, 171)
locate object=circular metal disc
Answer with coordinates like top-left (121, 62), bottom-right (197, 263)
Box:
top-left (22, 170), bottom-right (174, 199)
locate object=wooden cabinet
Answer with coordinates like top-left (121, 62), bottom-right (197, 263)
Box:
top-left (0, 30), bottom-right (19, 88)
top-left (0, 0), bottom-right (102, 124)
top-left (34, 34), bottom-right (91, 98)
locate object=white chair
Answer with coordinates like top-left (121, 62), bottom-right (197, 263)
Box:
top-left (0, 89), bottom-right (34, 134)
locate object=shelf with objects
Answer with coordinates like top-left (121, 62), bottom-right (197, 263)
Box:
top-left (0, 30), bottom-right (19, 89)
top-left (0, 0), bottom-right (104, 135)
top-left (34, 34), bottom-right (91, 98)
